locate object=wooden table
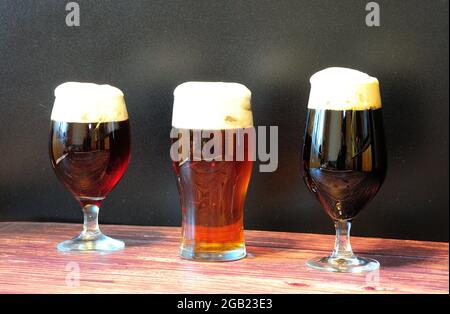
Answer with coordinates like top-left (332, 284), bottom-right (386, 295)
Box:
top-left (0, 222), bottom-right (447, 294)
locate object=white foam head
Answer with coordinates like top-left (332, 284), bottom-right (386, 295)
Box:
top-left (51, 82), bottom-right (128, 123)
top-left (308, 67), bottom-right (382, 110)
top-left (172, 82), bottom-right (253, 130)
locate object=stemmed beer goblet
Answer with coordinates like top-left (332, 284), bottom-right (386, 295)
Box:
top-left (49, 82), bottom-right (131, 252)
top-left (302, 68), bottom-right (387, 272)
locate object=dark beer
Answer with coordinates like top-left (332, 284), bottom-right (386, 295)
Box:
top-left (50, 120), bottom-right (131, 206)
top-left (302, 108), bottom-right (386, 220)
top-left (302, 67), bottom-right (386, 272)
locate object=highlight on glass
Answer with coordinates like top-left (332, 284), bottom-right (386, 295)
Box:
top-left (170, 82), bottom-right (254, 261)
top-left (302, 67), bottom-right (387, 272)
top-left (49, 82), bottom-right (131, 252)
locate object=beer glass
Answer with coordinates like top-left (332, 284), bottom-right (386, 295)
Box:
top-left (49, 82), bottom-right (131, 252)
top-left (302, 68), bottom-right (387, 272)
top-left (171, 82), bottom-right (254, 261)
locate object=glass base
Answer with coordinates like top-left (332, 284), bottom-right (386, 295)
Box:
top-left (180, 246), bottom-right (246, 262)
top-left (57, 232), bottom-right (125, 252)
top-left (306, 255), bottom-right (379, 273)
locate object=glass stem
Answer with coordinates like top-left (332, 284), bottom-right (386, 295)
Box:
top-left (331, 220), bottom-right (354, 259)
top-left (81, 204), bottom-right (101, 239)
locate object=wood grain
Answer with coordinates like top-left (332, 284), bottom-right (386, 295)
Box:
top-left (0, 222), bottom-right (448, 294)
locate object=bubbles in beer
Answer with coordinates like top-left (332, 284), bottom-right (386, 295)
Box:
top-left (308, 67), bottom-right (382, 111)
top-left (172, 82), bottom-right (253, 130)
top-left (51, 82), bottom-right (129, 123)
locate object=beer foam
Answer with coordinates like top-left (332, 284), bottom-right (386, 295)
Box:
top-left (51, 82), bottom-right (128, 123)
top-left (308, 67), bottom-right (382, 110)
top-left (172, 82), bottom-right (253, 130)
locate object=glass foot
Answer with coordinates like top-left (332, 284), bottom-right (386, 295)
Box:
top-left (57, 232), bottom-right (125, 252)
top-left (306, 255), bottom-right (379, 273)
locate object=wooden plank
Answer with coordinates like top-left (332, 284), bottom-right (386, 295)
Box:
top-left (0, 222), bottom-right (448, 294)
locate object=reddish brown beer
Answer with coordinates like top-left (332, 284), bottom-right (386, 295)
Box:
top-left (50, 120), bottom-right (131, 206)
top-left (50, 82), bottom-right (130, 252)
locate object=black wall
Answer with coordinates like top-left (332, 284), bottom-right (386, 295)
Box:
top-left (0, 0), bottom-right (448, 241)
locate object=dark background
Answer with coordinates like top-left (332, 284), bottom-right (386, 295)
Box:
top-left (0, 0), bottom-right (448, 241)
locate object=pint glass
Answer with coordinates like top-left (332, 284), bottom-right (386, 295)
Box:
top-left (171, 82), bottom-right (254, 261)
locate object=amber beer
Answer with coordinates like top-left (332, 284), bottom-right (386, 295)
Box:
top-left (171, 82), bottom-right (254, 261)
